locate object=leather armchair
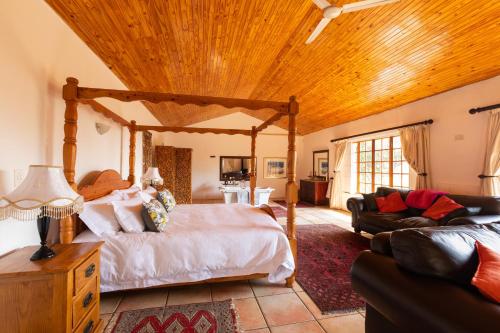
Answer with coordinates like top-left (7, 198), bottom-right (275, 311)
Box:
top-left (347, 197), bottom-right (365, 232)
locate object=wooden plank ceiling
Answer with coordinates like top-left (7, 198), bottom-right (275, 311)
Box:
top-left (46, 0), bottom-right (500, 135)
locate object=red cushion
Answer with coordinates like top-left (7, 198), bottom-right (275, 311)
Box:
top-left (422, 196), bottom-right (463, 220)
top-left (472, 241), bottom-right (500, 303)
top-left (405, 190), bottom-right (448, 209)
top-left (375, 192), bottom-right (408, 213)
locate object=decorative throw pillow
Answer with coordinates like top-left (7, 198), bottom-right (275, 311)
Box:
top-left (422, 196), bottom-right (464, 221)
top-left (362, 193), bottom-right (378, 211)
top-left (157, 189), bottom-right (176, 212)
top-left (141, 199), bottom-right (169, 232)
top-left (472, 241), bottom-right (500, 303)
top-left (405, 190), bottom-right (447, 210)
top-left (375, 192), bottom-right (408, 213)
top-left (439, 206), bottom-right (481, 225)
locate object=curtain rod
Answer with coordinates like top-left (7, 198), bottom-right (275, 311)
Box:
top-left (330, 119), bottom-right (433, 143)
top-left (469, 103), bottom-right (500, 114)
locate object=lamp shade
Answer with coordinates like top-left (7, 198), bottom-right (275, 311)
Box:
top-left (141, 167), bottom-right (163, 185)
top-left (0, 165), bottom-right (83, 221)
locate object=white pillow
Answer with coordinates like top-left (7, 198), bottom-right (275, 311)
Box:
top-left (111, 185), bottom-right (141, 199)
top-left (112, 197), bottom-right (145, 233)
top-left (79, 203), bottom-right (121, 236)
top-left (87, 192), bottom-right (124, 204)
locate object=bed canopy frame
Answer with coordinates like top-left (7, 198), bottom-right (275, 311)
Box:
top-left (60, 77), bottom-right (299, 287)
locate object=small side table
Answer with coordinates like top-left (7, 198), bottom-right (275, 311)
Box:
top-left (0, 242), bottom-right (104, 332)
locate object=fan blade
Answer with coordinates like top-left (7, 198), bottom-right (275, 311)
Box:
top-left (312, 0), bottom-right (332, 10)
top-left (342, 0), bottom-right (399, 13)
top-left (305, 18), bottom-right (332, 44)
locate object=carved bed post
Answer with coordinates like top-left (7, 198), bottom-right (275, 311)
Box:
top-left (61, 77), bottom-right (79, 244)
top-left (62, 77), bottom-right (79, 189)
top-left (128, 120), bottom-right (137, 184)
top-left (286, 96), bottom-right (299, 288)
top-left (250, 126), bottom-right (257, 205)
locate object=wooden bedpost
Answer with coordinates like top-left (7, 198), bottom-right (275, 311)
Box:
top-left (250, 126), bottom-right (257, 205)
top-left (62, 77), bottom-right (79, 189)
top-left (128, 120), bottom-right (137, 184)
top-left (286, 96), bottom-right (299, 288)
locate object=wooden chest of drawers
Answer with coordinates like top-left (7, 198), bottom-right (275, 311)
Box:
top-left (300, 179), bottom-right (329, 205)
top-left (0, 242), bottom-right (103, 333)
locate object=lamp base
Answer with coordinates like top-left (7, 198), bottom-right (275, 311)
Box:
top-left (30, 245), bottom-right (56, 261)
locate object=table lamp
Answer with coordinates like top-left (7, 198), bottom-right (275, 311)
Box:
top-left (0, 165), bottom-right (83, 261)
top-left (141, 167), bottom-right (164, 187)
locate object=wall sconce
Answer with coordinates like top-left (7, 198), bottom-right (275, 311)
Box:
top-left (95, 122), bottom-right (111, 135)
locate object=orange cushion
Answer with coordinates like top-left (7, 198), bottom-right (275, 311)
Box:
top-left (375, 192), bottom-right (408, 213)
top-left (472, 241), bottom-right (500, 303)
top-left (422, 196), bottom-right (463, 220)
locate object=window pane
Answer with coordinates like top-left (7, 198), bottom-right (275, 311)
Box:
top-left (375, 139), bottom-right (382, 150)
top-left (393, 148), bottom-right (401, 161)
top-left (366, 174), bottom-right (372, 183)
top-left (382, 162), bottom-right (389, 173)
top-left (394, 175), bottom-right (401, 186)
top-left (402, 161), bottom-right (410, 173)
top-left (402, 174), bottom-right (409, 187)
top-left (366, 151), bottom-right (372, 162)
top-left (382, 174), bottom-right (390, 186)
top-left (360, 163), bottom-right (365, 172)
top-left (394, 161), bottom-right (401, 173)
top-left (375, 162), bottom-right (381, 172)
top-left (366, 162), bottom-right (372, 172)
top-left (393, 136), bottom-right (401, 148)
top-left (360, 183), bottom-right (366, 193)
top-left (360, 173), bottom-right (365, 182)
top-left (375, 151), bottom-right (381, 161)
top-left (382, 138), bottom-right (390, 149)
top-left (366, 140), bottom-right (372, 151)
top-left (360, 153), bottom-right (365, 162)
top-left (375, 174), bottom-right (382, 184)
top-left (360, 142), bottom-right (366, 151)
top-left (382, 150), bottom-right (390, 161)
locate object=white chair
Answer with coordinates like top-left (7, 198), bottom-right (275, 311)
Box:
top-left (254, 187), bottom-right (274, 206)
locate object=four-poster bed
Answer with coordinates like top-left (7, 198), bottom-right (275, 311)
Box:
top-left (60, 77), bottom-right (299, 288)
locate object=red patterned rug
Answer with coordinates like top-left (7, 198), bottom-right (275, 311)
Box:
top-left (296, 224), bottom-right (370, 314)
top-left (106, 299), bottom-right (240, 333)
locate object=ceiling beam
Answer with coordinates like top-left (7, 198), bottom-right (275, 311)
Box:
top-left (135, 125), bottom-right (252, 136)
top-left (256, 112), bottom-right (286, 132)
top-left (79, 99), bottom-right (130, 127)
top-left (77, 86), bottom-right (289, 113)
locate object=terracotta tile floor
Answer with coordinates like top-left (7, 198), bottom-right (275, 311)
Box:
top-left (100, 202), bottom-right (368, 332)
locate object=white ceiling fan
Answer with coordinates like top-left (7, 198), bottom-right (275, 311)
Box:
top-left (306, 0), bottom-right (400, 44)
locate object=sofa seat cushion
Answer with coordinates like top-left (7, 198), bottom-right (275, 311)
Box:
top-left (359, 212), bottom-right (437, 232)
top-left (391, 223), bottom-right (500, 285)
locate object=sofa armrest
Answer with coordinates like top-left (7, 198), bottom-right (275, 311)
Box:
top-left (447, 215), bottom-right (500, 226)
top-left (371, 232), bottom-right (393, 256)
top-left (347, 197), bottom-right (365, 231)
top-left (351, 251), bottom-right (500, 333)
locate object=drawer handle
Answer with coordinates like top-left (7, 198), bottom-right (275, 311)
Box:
top-left (85, 263), bottom-right (96, 278)
top-left (83, 319), bottom-right (94, 333)
top-left (83, 292), bottom-right (94, 308)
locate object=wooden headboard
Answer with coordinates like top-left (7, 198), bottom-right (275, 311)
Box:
top-left (78, 169), bottom-right (132, 201)
top-left (59, 170), bottom-right (131, 244)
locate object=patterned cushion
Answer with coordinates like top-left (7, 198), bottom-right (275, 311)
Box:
top-left (157, 189), bottom-right (176, 212)
top-left (141, 199), bottom-right (169, 232)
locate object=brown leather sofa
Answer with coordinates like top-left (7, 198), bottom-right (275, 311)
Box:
top-left (347, 187), bottom-right (500, 234)
top-left (351, 222), bottom-right (500, 333)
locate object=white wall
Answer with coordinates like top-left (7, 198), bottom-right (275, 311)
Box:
top-left (300, 75), bottom-right (500, 203)
top-left (0, 1), bottom-right (160, 254)
top-left (155, 112), bottom-right (303, 200)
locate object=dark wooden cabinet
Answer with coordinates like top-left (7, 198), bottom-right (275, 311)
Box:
top-left (300, 179), bottom-right (329, 205)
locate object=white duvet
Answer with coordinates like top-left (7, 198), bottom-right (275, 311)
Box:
top-left (73, 203), bottom-right (295, 292)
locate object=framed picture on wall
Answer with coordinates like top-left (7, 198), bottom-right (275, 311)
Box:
top-left (318, 158), bottom-right (328, 177)
top-left (263, 157), bottom-right (287, 179)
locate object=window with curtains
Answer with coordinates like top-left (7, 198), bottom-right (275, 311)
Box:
top-left (351, 136), bottom-right (410, 193)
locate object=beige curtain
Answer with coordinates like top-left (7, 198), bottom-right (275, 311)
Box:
top-left (399, 125), bottom-right (431, 189)
top-left (480, 108), bottom-right (500, 196)
top-left (328, 140), bottom-right (348, 209)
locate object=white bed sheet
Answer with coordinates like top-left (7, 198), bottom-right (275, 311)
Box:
top-left (74, 203), bottom-right (295, 292)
